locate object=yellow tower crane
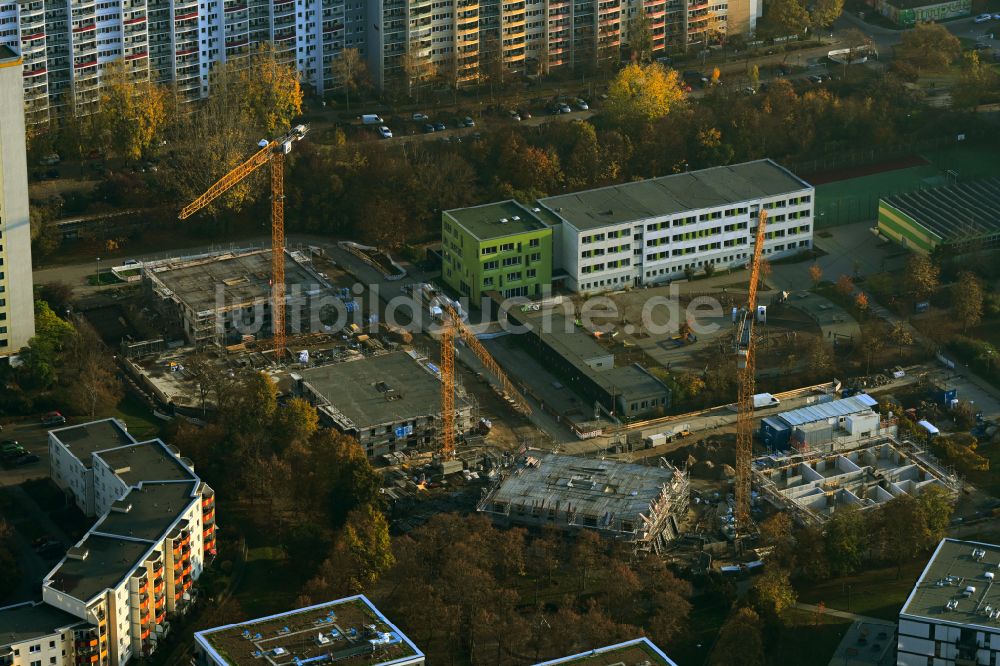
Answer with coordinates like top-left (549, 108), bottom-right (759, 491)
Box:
top-left (439, 303), bottom-right (532, 460)
top-left (178, 125), bottom-right (308, 359)
top-left (734, 208), bottom-right (768, 535)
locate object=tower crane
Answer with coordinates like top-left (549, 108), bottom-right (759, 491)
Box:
top-left (178, 124), bottom-right (309, 359)
top-left (734, 208), bottom-right (768, 537)
top-left (439, 303), bottom-right (532, 460)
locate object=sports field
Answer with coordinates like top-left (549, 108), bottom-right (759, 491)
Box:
top-left (812, 145), bottom-right (1000, 227)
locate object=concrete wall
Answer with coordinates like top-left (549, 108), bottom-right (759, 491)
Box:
top-left (0, 54), bottom-right (35, 355)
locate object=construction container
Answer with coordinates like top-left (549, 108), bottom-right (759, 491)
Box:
top-left (928, 385), bottom-right (957, 406)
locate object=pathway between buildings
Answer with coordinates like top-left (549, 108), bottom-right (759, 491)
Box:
top-left (793, 602), bottom-right (897, 626)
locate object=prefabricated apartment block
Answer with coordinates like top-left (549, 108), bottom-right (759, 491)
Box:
top-left (0, 419), bottom-right (216, 666)
top-left (293, 351), bottom-right (473, 459)
top-left (533, 637), bottom-right (679, 666)
top-left (754, 439), bottom-right (958, 526)
top-left (898, 538), bottom-right (1000, 666)
top-left (142, 248), bottom-right (331, 347)
top-left (478, 451), bottom-right (690, 554)
top-left (193, 595), bottom-right (424, 666)
top-left (759, 393), bottom-right (899, 452)
top-left (444, 160), bottom-right (813, 297)
top-left (441, 200), bottom-right (554, 302)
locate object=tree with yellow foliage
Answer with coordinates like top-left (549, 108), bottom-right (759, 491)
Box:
top-left (95, 59), bottom-right (168, 161)
top-left (238, 44), bottom-right (304, 135)
top-left (605, 62), bottom-right (686, 126)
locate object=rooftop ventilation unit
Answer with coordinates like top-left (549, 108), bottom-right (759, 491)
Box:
top-left (512, 215), bottom-right (521, 221)
top-left (974, 548), bottom-right (987, 561)
top-left (964, 585), bottom-right (977, 597)
top-left (316, 633), bottom-right (330, 645)
top-left (500, 218), bottom-right (509, 224)
top-left (986, 572), bottom-right (995, 581)
top-left (946, 599), bottom-right (959, 611)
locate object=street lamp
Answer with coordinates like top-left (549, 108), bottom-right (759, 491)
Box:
top-left (95, 257), bottom-right (101, 285)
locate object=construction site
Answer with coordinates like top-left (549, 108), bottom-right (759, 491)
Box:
top-left (477, 450), bottom-right (691, 554)
top-left (753, 437), bottom-right (961, 526)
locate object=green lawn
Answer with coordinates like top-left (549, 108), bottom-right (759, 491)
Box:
top-left (769, 608), bottom-right (852, 666)
top-left (234, 545), bottom-right (301, 617)
top-left (110, 394), bottom-right (164, 441)
top-left (796, 559), bottom-right (927, 621)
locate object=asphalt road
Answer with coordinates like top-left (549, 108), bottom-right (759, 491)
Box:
top-left (0, 420), bottom-right (52, 488)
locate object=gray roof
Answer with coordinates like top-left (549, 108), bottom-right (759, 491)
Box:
top-left (92, 481), bottom-right (199, 542)
top-left (539, 159), bottom-right (812, 231)
top-left (768, 394), bottom-right (878, 428)
top-left (50, 419), bottom-right (136, 468)
top-left (194, 595), bottom-right (423, 666)
top-left (0, 602), bottom-right (85, 649)
top-left (901, 539), bottom-right (1000, 628)
top-left (534, 638), bottom-right (678, 666)
top-left (299, 352), bottom-right (463, 429)
top-left (485, 452), bottom-right (682, 523)
top-left (445, 200), bottom-right (551, 241)
top-left (46, 535), bottom-right (154, 602)
top-left (94, 440), bottom-right (196, 486)
top-left (883, 179), bottom-right (1000, 244)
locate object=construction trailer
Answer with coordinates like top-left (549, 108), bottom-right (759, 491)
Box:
top-left (478, 451), bottom-right (690, 555)
top-left (759, 393), bottom-right (898, 453)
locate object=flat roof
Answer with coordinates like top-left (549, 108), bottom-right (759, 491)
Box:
top-left (533, 638), bottom-right (678, 665)
top-left (299, 352), bottom-right (461, 429)
top-left (50, 419), bottom-right (136, 468)
top-left (46, 535), bottom-right (153, 602)
top-left (539, 159), bottom-right (812, 231)
top-left (194, 595), bottom-right (423, 666)
top-left (444, 200), bottom-right (550, 240)
top-left (768, 394), bottom-right (878, 428)
top-left (94, 440), bottom-right (196, 486)
top-left (901, 538), bottom-right (1000, 628)
top-left (145, 249), bottom-right (321, 314)
top-left (0, 602), bottom-right (85, 649)
top-left (92, 481), bottom-right (198, 542)
top-left (483, 451), bottom-right (683, 522)
top-left (883, 179), bottom-right (1000, 243)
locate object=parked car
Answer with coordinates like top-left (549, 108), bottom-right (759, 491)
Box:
top-left (378, 126), bottom-right (393, 139)
top-left (559, 103), bottom-right (572, 113)
top-left (433, 121), bottom-right (446, 131)
top-left (462, 116), bottom-right (475, 127)
top-left (974, 12), bottom-right (992, 22)
top-left (412, 112), bottom-right (429, 121)
top-left (15, 454), bottom-right (39, 466)
top-left (807, 74), bottom-right (823, 83)
top-left (41, 411), bottom-right (66, 425)
top-left (973, 42), bottom-right (991, 50)
top-left (575, 98), bottom-right (589, 110)
top-left (518, 109), bottom-right (532, 119)
top-left (423, 123), bottom-right (436, 133)
top-left (508, 110), bottom-right (522, 121)
top-left (38, 153), bottom-right (60, 166)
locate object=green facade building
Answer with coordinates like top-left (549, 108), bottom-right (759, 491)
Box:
top-left (875, 0), bottom-right (970, 26)
top-left (442, 200), bottom-right (553, 303)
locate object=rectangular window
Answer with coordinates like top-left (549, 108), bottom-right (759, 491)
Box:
top-left (483, 260), bottom-right (499, 271)
top-left (481, 245), bottom-right (497, 255)
top-left (500, 243), bottom-right (514, 252)
top-left (529, 238), bottom-right (540, 247)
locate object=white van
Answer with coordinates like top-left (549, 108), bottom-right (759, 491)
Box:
top-left (360, 114), bottom-right (383, 125)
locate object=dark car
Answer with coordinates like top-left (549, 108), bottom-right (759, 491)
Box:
top-left (41, 411), bottom-right (66, 425)
top-left (518, 109), bottom-right (532, 119)
top-left (433, 121), bottom-right (446, 131)
top-left (807, 74), bottom-right (823, 83)
top-left (15, 454), bottom-right (40, 466)
top-left (423, 123), bottom-right (436, 133)
top-left (462, 116), bottom-right (475, 127)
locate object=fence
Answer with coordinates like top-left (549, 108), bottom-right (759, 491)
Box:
top-left (786, 136), bottom-right (952, 177)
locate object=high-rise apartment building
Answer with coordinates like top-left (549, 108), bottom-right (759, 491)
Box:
top-left (0, 44), bottom-right (34, 358)
top-left (0, 1), bottom-right (368, 123)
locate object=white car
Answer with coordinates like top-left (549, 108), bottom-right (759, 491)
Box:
top-left (576, 98), bottom-right (589, 110)
top-left (994, 12), bottom-right (1000, 19)
top-left (559, 103), bottom-right (572, 114)
top-left (412, 112), bottom-right (428, 121)
top-left (378, 126), bottom-right (393, 139)
top-left (974, 13), bottom-right (992, 22)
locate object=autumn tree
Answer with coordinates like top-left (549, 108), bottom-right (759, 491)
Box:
top-left (953, 51), bottom-right (1000, 109)
top-left (758, 512), bottom-right (797, 568)
top-left (905, 254), bottom-right (940, 300)
top-left (896, 23), bottom-right (961, 71)
top-left (20, 300), bottom-right (75, 388)
top-left (953, 270), bottom-right (984, 332)
top-left (855, 291), bottom-right (870, 315)
top-left (62, 325), bottom-right (122, 418)
top-left (825, 503), bottom-right (866, 575)
top-left (605, 62), bottom-right (686, 126)
top-left (329, 47), bottom-right (367, 110)
top-left (709, 608), bottom-right (765, 666)
top-left (628, 7), bottom-right (654, 63)
top-left (272, 397), bottom-right (319, 452)
top-left (889, 321), bottom-right (914, 359)
top-left (760, 0), bottom-right (810, 37)
top-left (835, 274), bottom-right (854, 298)
top-left (752, 568), bottom-right (797, 615)
top-left (870, 494), bottom-right (930, 575)
top-left (239, 43), bottom-right (304, 135)
top-left (809, 262), bottom-right (823, 286)
top-left (811, 0), bottom-right (845, 32)
top-left (94, 59), bottom-right (168, 161)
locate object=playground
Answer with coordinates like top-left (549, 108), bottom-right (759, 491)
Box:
top-left (810, 145), bottom-right (1000, 227)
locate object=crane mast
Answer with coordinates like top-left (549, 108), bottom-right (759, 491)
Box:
top-left (178, 125), bottom-right (307, 359)
top-left (439, 303), bottom-right (532, 460)
top-left (734, 208), bottom-right (768, 535)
